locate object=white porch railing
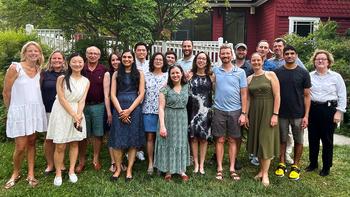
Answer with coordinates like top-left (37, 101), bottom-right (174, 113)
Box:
top-left (26, 24), bottom-right (74, 52)
top-left (151, 37), bottom-right (235, 65)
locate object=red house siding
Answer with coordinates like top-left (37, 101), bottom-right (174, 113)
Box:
top-left (212, 8), bottom-right (224, 40)
top-left (275, 0), bottom-right (350, 34)
top-left (255, 0), bottom-right (277, 47)
top-left (246, 13), bottom-right (257, 56)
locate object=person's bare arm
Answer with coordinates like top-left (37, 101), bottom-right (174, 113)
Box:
top-left (158, 92), bottom-right (167, 138)
top-left (2, 64), bottom-right (18, 108)
top-left (103, 72), bottom-right (112, 125)
top-left (302, 88), bottom-right (311, 129)
top-left (267, 72), bottom-right (280, 127)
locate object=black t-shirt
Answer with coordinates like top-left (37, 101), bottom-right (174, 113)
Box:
top-left (274, 65), bottom-right (311, 118)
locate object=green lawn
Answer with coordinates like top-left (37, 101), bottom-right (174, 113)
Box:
top-left (1, 137), bottom-right (350, 197)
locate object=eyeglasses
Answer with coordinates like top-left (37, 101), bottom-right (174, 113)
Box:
top-left (315, 58), bottom-right (328, 61)
top-left (154, 58), bottom-right (163, 62)
top-left (197, 57), bottom-right (207, 61)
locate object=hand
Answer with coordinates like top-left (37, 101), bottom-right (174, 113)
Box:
top-left (270, 115), bottom-right (278, 127)
top-left (119, 108), bottom-right (131, 120)
top-left (159, 127), bottom-right (167, 138)
top-left (301, 116), bottom-right (308, 129)
top-left (73, 113), bottom-right (81, 124)
top-left (333, 111), bottom-right (342, 124)
top-left (238, 114), bottom-right (246, 126)
top-left (107, 112), bottom-right (112, 125)
top-left (244, 117), bottom-right (250, 129)
top-left (121, 116), bottom-right (131, 124)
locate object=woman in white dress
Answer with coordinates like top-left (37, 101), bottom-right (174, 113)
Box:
top-left (46, 53), bottom-right (90, 186)
top-left (3, 41), bottom-right (47, 189)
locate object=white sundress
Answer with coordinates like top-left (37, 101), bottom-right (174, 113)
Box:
top-left (6, 62), bottom-right (47, 138)
top-left (46, 76), bottom-right (89, 143)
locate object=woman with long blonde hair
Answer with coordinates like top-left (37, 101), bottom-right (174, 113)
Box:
top-left (3, 41), bottom-right (47, 189)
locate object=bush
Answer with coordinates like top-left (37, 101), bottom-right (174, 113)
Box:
top-left (0, 29), bottom-right (51, 71)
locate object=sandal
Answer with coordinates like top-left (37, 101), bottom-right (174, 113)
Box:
top-left (109, 163), bottom-right (116, 172)
top-left (75, 164), bottom-right (85, 174)
top-left (164, 174), bottom-right (172, 182)
top-left (26, 177), bottom-right (39, 187)
top-left (230, 171), bottom-right (241, 181)
top-left (215, 170), bottom-right (223, 180)
top-left (4, 175), bottom-right (21, 189)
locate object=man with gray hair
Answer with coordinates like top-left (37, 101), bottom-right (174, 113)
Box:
top-left (76, 46), bottom-right (108, 173)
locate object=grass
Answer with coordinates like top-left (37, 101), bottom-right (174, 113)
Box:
top-left (0, 136), bottom-right (350, 197)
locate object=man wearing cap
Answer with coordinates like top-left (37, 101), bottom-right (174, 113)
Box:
top-left (235, 43), bottom-right (253, 77)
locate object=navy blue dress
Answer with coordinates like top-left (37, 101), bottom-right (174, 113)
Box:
top-left (109, 73), bottom-right (145, 149)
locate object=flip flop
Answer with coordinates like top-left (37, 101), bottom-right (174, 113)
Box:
top-left (215, 170), bottom-right (223, 180)
top-left (26, 177), bottom-right (39, 187)
top-left (4, 175), bottom-right (21, 189)
top-left (230, 171), bottom-right (241, 181)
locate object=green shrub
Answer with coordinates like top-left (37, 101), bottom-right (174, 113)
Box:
top-left (0, 29), bottom-right (48, 70)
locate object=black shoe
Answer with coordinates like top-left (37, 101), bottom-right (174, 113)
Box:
top-left (125, 176), bottom-right (133, 182)
top-left (234, 159), bottom-right (242, 170)
top-left (319, 169), bottom-right (330, 177)
top-left (305, 164), bottom-right (318, 172)
top-left (110, 175), bottom-right (119, 182)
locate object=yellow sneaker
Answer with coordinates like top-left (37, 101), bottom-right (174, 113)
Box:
top-left (275, 163), bottom-right (287, 177)
top-left (289, 165), bottom-right (301, 180)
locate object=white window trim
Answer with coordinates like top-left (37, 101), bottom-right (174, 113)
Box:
top-left (288, 17), bottom-right (320, 34)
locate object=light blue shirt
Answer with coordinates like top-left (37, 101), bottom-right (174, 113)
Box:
top-left (177, 55), bottom-right (194, 72)
top-left (213, 65), bottom-right (247, 111)
top-left (267, 57), bottom-right (306, 69)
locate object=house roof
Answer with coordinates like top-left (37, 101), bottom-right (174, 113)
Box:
top-left (209, 0), bottom-right (269, 7)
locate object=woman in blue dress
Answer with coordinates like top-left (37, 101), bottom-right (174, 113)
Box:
top-left (109, 50), bottom-right (145, 181)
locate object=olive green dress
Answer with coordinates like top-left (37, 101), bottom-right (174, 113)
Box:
top-left (154, 84), bottom-right (190, 174)
top-left (247, 74), bottom-right (279, 159)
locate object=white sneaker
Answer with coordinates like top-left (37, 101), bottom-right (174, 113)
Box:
top-left (285, 154), bottom-right (294, 165)
top-left (250, 157), bottom-right (259, 166)
top-left (136, 151), bottom-right (145, 161)
top-left (69, 173), bottom-right (78, 183)
top-left (53, 176), bottom-right (62, 186)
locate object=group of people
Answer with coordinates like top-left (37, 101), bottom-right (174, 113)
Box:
top-left (2, 38), bottom-right (346, 189)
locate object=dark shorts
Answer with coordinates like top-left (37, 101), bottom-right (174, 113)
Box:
top-left (211, 109), bottom-right (241, 138)
top-left (279, 118), bottom-right (304, 144)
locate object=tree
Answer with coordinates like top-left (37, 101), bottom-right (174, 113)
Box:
top-left (0, 0), bottom-right (210, 44)
top-left (152, 0), bottom-right (208, 40)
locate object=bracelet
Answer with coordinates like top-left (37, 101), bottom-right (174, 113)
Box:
top-left (273, 112), bottom-right (279, 116)
top-left (241, 112), bottom-right (246, 115)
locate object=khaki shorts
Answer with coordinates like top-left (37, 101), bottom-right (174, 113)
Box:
top-left (211, 109), bottom-right (241, 138)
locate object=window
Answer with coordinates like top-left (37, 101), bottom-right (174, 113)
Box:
top-left (224, 10), bottom-right (246, 44)
top-left (289, 17), bottom-right (320, 37)
top-left (173, 12), bottom-right (212, 41)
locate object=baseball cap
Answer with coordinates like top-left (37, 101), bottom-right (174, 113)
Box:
top-left (235, 43), bottom-right (247, 50)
